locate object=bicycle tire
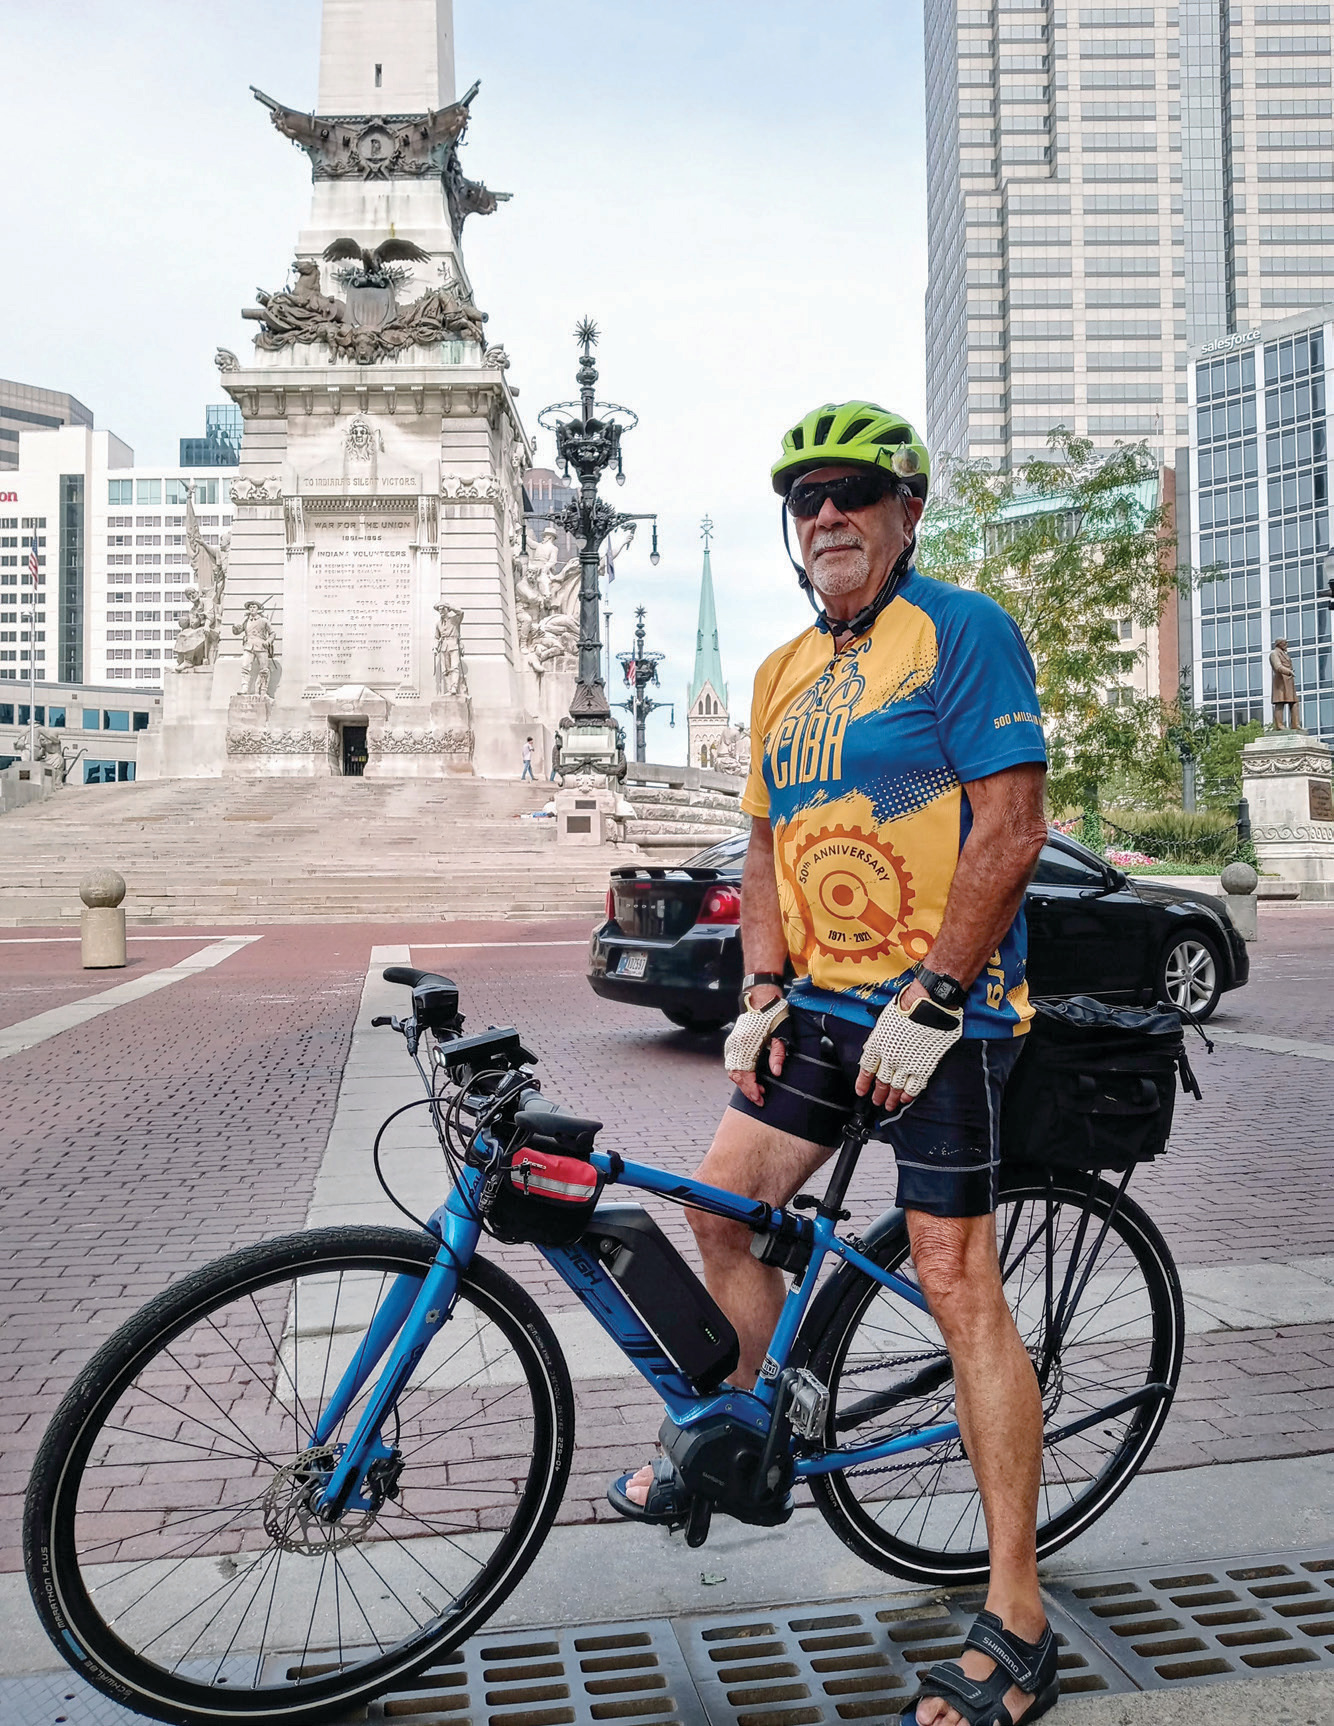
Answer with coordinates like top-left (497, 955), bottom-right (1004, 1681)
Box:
top-left (24, 1226), bottom-right (574, 1726)
top-left (804, 1170), bottom-right (1183, 1587)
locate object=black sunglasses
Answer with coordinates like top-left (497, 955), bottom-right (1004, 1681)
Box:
top-left (786, 471), bottom-right (897, 519)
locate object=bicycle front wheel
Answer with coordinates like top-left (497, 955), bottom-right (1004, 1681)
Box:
top-left (807, 1171), bottom-right (1183, 1586)
top-left (24, 1226), bottom-right (574, 1726)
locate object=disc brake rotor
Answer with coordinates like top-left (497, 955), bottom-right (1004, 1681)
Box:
top-left (262, 1446), bottom-right (380, 1554)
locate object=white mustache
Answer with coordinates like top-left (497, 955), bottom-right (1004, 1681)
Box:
top-left (812, 533), bottom-right (863, 556)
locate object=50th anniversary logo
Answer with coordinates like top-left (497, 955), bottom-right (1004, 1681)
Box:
top-left (779, 822), bottom-right (934, 968)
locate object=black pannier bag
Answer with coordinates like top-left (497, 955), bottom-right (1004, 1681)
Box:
top-left (481, 1100), bottom-right (606, 1246)
top-left (1000, 996), bottom-right (1202, 1172)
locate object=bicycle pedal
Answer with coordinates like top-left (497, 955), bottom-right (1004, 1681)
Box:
top-left (684, 1496), bottom-right (712, 1548)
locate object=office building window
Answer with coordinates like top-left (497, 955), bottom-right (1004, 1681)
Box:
top-left (108, 481), bottom-right (132, 505)
top-left (136, 480), bottom-right (162, 506)
top-left (84, 760), bottom-right (135, 784)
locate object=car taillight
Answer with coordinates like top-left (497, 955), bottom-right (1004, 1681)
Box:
top-left (605, 886), bottom-right (616, 921)
top-left (697, 884), bottom-right (741, 925)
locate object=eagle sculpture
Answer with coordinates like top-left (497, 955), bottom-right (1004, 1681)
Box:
top-left (322, 237), bottom-right (430, 288)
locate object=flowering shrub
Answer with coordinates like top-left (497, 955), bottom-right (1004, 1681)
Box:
top-left (1105, 848), bottom-right (1157, 867)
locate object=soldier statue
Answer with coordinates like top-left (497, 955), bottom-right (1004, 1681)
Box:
top-left (233, 601), bottom-right (277, 697)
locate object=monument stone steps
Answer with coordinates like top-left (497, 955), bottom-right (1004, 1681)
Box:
top-left (0, 778), bottom-right (616, 925)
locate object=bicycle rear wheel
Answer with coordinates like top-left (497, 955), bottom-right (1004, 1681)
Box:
top-left (24, 1227), bottom-right (573, 1726)
top-left (807, 1171), bottom-right (1183, 1587)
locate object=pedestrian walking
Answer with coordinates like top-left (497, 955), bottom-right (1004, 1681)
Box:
top-left (521, 737), bottom-right (536, 781)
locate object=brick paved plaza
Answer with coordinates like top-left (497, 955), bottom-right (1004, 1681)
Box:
top-left (2, 908), bottom-right (1333, 1574)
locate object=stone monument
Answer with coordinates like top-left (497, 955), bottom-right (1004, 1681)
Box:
top-left (1241, 727), bottom-right (1334, 895)
top-left (141, 0), bottom-right (541, 782)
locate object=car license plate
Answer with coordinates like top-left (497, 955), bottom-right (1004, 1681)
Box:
top-left (617, 951), bottom-right (648, 978)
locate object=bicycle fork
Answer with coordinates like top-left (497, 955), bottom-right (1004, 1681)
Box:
top-left (309, 1179), bottom-right (484, 1521)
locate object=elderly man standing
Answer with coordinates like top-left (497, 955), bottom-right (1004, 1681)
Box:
top-left (610, 404), bottom-right (1054, 1726)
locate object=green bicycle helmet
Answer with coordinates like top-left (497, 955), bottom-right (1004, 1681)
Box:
top-left (771, 400), bottom-right (931, 501)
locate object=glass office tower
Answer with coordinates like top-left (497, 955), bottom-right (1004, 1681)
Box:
top-left (1190, 312), bottom-right (1333, 742)
top-left (926, 0), bottom-right (1334, 471)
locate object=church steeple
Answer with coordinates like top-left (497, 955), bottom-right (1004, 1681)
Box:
top-left (687, 516), bottom-right (730, 769)
top-left (688, 515), bottom-right (726, 709)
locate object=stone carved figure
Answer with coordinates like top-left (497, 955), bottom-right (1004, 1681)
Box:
top-left (233, 601), bottom-right (277, 698)
top-left (529, 610), bottom-right (580, 671)
top-left (343, 415), bottom-right (384, 464)
top-left (172, 589), bottom-right (211, 671)
top-left (24, 728), bottom-right (68, 783)
top-left (214, 348), bottom-right (240, 373)
top-left (243, 259), bottom-right (348, 346)
top-left (513, 526), bottom-right (583, 675)
top-left (185, 481), bottom-right (228, 665)
top-left (1271, 638), bottom-right (1300, 730)
top-left (243, 249), bottom-right (488, 363)
top-left (432, 603), bottom-right (468, 698)
top-left (711, 724), bottom-right (752, 776)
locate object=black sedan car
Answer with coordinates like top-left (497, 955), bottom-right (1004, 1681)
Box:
top-left (588, 828), bottom-right (1249, 1029)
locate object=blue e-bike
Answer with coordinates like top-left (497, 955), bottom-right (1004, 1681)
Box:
top-left (25, 967), bottom-right (1183, 1725)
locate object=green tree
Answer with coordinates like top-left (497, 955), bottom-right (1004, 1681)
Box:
top-left (916, 431), bottom-right (1181, 812)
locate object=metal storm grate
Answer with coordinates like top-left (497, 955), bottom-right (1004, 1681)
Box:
top-left (358, 1619), bottom-right (709, 1725)
top-left (1047, 1549), bottom-right (1334, 1688)
top-left (673, 1590), bottom-right (1129, 1726)
top-left (0, 1671), bottom-right (148, 1725)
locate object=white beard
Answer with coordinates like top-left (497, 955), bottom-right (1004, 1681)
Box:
top-left (809, 538), bottom-right (871, 598)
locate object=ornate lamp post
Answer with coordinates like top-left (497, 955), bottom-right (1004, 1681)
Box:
top-left (538, 320), bottom-right (659, 779)
top-left (617, 605), bottom-right (675, 763)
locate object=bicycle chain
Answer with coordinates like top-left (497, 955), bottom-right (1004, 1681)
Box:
top-left (837, 1348), bottom-right (945, 1378)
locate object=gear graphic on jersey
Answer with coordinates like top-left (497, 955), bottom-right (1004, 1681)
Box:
top-left (783, 822), bottom-right (916, 965)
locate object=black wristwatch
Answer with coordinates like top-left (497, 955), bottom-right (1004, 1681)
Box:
top-left (740, 972), bottom-right (786, 1011)
top-left (915, 965), bottom-right (967, 1011)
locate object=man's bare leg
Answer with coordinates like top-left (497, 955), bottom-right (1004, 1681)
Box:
top-left (908, 1210), bottom-right (1046, 1726)
top-left (623, 1105), bottom-right (831, 1506)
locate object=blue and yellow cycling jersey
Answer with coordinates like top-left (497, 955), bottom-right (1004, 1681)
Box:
top-left (741, 569), bottom-right (1047, 1038)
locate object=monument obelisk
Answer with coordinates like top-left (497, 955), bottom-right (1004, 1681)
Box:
top-left (148, 0), bottom-right (538, 780)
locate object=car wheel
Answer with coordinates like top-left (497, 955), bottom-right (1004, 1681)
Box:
top-left (662, 1008), bottom-right (732, 1033)
top-left (1157, 928), bottom-right (1224, 1020)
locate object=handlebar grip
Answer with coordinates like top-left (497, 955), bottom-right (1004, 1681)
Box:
top-left (371, 1015), bottom-right (393, 1028)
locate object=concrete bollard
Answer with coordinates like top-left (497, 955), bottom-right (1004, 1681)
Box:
top-left (1220, 859), bottom-right (1259, 942)
top-left (80, 869), bottom-right (127, 969)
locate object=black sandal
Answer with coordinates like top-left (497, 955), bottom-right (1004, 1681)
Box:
top-left (606, 1457), bottom-right (690, 1528)
top-left (900, 1609), bottom-right (1059, 1726)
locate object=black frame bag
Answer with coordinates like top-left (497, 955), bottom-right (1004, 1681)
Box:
top-left (1000, 996), bottom-right (1202, 1173)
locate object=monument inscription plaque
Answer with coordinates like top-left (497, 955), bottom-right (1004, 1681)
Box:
top-left (307, 508), bottom-right (414, 684)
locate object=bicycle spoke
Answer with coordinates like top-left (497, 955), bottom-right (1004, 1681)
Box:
top-left (817, 1180), bottom-right (1179, 1572)
top-left (51, 1241), bottom-right (564, 1712)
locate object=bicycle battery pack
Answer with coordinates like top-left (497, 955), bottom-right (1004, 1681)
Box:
top-left (586, 1205), bottom-right (739, 1392)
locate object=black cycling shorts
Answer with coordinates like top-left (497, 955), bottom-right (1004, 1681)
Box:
top-left (728, 1003), bottom-right (1024, 1218)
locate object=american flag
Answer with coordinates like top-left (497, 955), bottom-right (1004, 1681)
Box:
top-left (28, 532), bottom-right (39, 583)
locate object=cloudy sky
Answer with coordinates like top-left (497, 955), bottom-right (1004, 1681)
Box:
top-left (3, 0), bottom-right (927, 761)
